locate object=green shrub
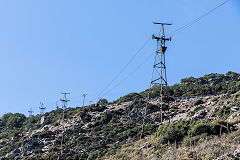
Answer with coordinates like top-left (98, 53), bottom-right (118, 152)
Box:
top-left (1, 113), bottom-right (26, 129)
top-left (0, 131), bottom-right (9, 139)
top-left (230, 101), bottom-right (240, 107)
top-left (92, 113), bottom-right (112, 127)
top-left (194, 99), bottom-right (204, 106)
top-left (89, 105), bottom-right (107, 112)
top-left (49, 147), bottom-right (59, 152)
top-left (80, 112), bottom-right (92, 123)
top-left (115, 93), bottom-right (143, 103)
top-left (63, 129), bottom-right (73, 136)
top-left (226, 71), bottom-right (240, 77)
top-left (88, 150), bottom-right (102, 160)
top-left (186, 121), bottom-right (230, 146)
top-left (193, 105), bottom-right (205, 115)
top-left (97, 99), bottom-right (108, 105)
top-left (189, 122), bottom-right (218, 136)
top-left (184, 133), bottom-right (210, 146)
top-left (118, 126), bottom-right (141, 141)
top-left (34, 148), bottom-right (43, 154)
top-left (155, 121), bottom-right (190, 144)
top-left (140, 72), bottom-right (240, 100)
top-left (216, 106), bottom-right (232, 120)
top-left (77, 136), bottom-right (89, 144)
top-left (32, 131), bottom-right (55, 139)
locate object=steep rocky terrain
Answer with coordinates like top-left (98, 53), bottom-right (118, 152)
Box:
top-left (0, 72), bottom-right (240, 160)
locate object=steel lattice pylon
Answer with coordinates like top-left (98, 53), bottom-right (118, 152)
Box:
top-left (39, 102), bottom-right (46, 116)
top-left (150, 22), bottom-right (171, 123)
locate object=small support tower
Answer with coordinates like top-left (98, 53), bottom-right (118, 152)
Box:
top-left (59, 92), bottom-right (70, 158)
top-left (28, 108), bottom-right (33, 117)
top-left (39, 102), bottom-right (46, 116)
top-left (82, 94), bottom-right (87, 107)
top-left (151, 22), bottom-right (172, 123)
top-left (60, 93), bottom-right (70, 109)
top-left (56, 101), bottom-right (59, 110)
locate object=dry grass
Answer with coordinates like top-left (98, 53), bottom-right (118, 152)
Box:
top-left (104, 130), bottom-right (240, 160)
top-left (228, 119), bottom-right (240, 125)
top-left (212, 119), bottom-right (240, 126)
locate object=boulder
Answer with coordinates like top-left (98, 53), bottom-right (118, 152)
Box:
top-left (130, 113), bottom-right (138, 119)
top-left (143, 117), bottom-right (151, 124)
top-left (139, 143), bottom-right (151, 150)
top-left (12, 148), bottom-right (21, 154)
top-left (7, 148), bottom-right (22, 159)
top-left (191, 109), bottom-right (207, 121)
top-left (216, 153), bottom-right (234, 160)
top-left (23, 138), bottom-right (43, 150)
top-left (228, 112), bottom-right (240, 121)
top-left (146, 106), bottom-right (159, 115)
top-left (14, 156), bottom-right (23, 160)
top-left (23, 151), bottom-right (33, 157)
top-left (234, 144), bottom-right (240, 158)
top-left (231, 106), bottom-right (239, 112)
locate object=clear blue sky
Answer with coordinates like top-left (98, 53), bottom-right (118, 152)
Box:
top-left (0, 0), bottom-right (239, 116)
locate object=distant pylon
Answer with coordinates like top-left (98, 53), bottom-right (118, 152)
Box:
top-left (60, 93), bottom-right (70, 109)
top-left (39, 102), bottom-right (46, 116)
top-left (151, 22), bottom-right (172, 123)
top-left (82, 94), bottom-right (87, 107)
top-left (28, 108), bottom-right (33, 117)
top-left (56, 101), bottom-right (59, 109)
top-left (60, 92), bottom-right (70, 158)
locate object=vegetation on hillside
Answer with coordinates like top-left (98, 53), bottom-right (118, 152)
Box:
top-left (116, 71), bottom-right (240, 103)
top-left (0, 71), bottom-right (240, 159)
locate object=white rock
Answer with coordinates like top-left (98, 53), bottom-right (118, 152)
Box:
top-left (234, 144), bottom-right (240, 158)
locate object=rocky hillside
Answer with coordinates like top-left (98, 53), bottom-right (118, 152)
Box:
top-left (0, 72), bottom-right (240, 160)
